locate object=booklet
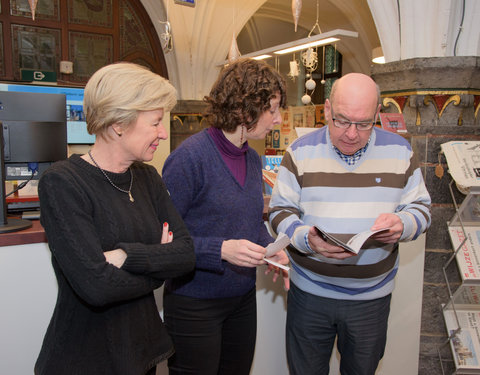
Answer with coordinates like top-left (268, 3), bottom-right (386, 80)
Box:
top-left (314, 226), bottom-right (390, 254)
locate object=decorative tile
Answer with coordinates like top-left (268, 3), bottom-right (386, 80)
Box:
top-left (68, 31), bottom-right (113, 83)
top-left (67, 0), bottom-right (112, 27)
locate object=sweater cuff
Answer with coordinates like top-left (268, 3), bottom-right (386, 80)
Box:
top-left (117, 242), bottom-right (149, 274)
top-left (292, 225), bottom-right (313, 254)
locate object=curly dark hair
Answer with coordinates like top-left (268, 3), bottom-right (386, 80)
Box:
top-left (204, 58), bottom-right (287, 132)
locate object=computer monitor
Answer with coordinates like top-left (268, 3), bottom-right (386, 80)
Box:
top-left (0, 91), bottom-right (67, 233)
top-left (0, 83), bottom-right (94, 145)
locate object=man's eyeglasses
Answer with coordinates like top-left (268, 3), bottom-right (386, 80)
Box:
top-left (331, 110), bottom-right (376, 131)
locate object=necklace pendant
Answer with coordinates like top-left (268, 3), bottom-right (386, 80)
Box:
top-left (128, 191), bottom-right (134, 202)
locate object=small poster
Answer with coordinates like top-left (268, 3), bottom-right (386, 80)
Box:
top-left (272, 129), bottom-right (280, 148)
top-left (379, 113), bottom-right (407, 133)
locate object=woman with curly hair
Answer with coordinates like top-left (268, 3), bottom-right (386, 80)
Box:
top-left (162, 58), bottom-right (290, 375)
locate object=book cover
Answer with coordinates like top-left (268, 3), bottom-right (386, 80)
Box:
top-left (261, 155), bottom-right (283, 195)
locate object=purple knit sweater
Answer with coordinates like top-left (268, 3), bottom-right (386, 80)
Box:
top-left (162, 128), bottom-right (273, 298)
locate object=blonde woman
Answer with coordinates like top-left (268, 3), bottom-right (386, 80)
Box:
top-left (35, 62), bottom-right (195, 375)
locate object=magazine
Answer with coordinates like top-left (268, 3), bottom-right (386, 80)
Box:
top-left (314, 226), bottom-right (389, 254)
top-left (443, 308), bottom-right (480, 371)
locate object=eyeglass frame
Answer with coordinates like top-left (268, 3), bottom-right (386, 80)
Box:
top-left (330, 109), bottom-right (378, 131)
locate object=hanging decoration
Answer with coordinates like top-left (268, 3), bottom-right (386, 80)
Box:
top-left (159, 1), bottom-right (173, 53)
top-left (28, 0), bottom-right (38, 20)
top-left (228, 5), bottom-right (241, 63)
top-left (288, 54), bottom-right (300, 81)
top-left (332, 43), bottom-right (338, 73)
top-left (228, 33), bottom-right (241, 63)
top-left (159, 21), bottom-right (173, 53)
top-left (292, 0), bottom-right (302, 32)
top-left (301, 47), bottom-right (318, 71)
top-left (321, 46), bottom-right (326, 84)
top-left (300, 0), bottom-right (321, 105)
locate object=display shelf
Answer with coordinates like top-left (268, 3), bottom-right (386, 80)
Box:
top-left (439, 141), bottom-right (480, 374)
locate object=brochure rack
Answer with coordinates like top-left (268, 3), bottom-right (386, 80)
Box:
top-left (439, 141), bottom-right (480, 374)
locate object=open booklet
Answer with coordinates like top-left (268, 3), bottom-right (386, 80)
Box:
top-left (314, 226), bottom-right (390, 254)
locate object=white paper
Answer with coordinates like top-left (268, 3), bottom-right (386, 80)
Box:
top-left (263, 233), bottom-right (291, 271)
top-left (264, 257), bottom-right (290, 271)
top-left (265, 232), bottom-right (291, 257)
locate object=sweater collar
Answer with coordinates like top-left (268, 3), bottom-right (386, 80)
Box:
top-left (207, 127), bottom-right (248, 158)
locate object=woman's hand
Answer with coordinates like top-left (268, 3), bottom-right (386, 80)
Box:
top-left (265, 250), bottom-right (290, 290)
top-left (221, 239), bottom-right (267, 267)
top-left (106, 221), bottom-right (174, 269)
top-left (104, 249), bottom-right (127, 268)
top-left (161, 222), bottom-right (173, 244)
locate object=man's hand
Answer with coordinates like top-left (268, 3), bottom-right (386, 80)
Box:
top-left (370, 213), bottom-right (403, 243)
top-left (308, 226), bottom-right (356, 260)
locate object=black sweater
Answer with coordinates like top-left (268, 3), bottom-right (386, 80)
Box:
top-left (35, 154), bottom-right (195, 375)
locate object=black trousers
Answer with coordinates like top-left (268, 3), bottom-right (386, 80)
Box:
top-left (164, 288), bottom-right (257, 375)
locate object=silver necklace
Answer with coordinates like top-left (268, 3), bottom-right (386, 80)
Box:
top-left (88, 150), bottom-right (134, 202)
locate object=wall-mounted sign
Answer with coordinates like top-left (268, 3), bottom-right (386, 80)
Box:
top-left (379, 112), bottom-right (407, 133)
top-left (174, 0), bottom-right (195, 7)
top-left (20, 69), bottom-right (56, 83)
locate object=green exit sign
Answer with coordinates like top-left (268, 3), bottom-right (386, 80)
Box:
top-left (20, 69), bottom-right (57, 82)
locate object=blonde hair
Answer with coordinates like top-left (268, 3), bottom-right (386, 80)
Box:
top-left (83, 62), bottom-right (177, 136)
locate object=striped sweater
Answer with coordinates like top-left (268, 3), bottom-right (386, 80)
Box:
top-left (268, 126), bottom-right (431, 300)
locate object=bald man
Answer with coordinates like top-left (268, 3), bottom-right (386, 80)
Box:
top-left (269, 73), bottom-right (431, 375)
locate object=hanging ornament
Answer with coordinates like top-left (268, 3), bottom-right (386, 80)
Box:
top-left (228, 33), bottom-right (241, 63)
top-left (305, 78), bottom-right (316, 91)
top-left (301, 48), bottom-right (318, 71)
top-left (301, 94), bottom-right (311, 105)
top-left (332, 43), bottom-right (338, 73)
top-left (320, 45), bottom-right (326, 84)
top-left (28, 0), bottom-right (38, 20)
top-left (288, 55), bottom-right (299, 81)
top-left (159, 21), bottom-right (173, 53)
top-left (292, 0), bottom-right (302, 32)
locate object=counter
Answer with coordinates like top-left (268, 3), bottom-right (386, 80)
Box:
top-left (0, 221), bottom-right (55, 375)
top-left (0, 219), bottom-right (425, 375)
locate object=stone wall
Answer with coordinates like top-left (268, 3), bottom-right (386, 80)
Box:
top-left (372, 56), bottom-right (480, 374)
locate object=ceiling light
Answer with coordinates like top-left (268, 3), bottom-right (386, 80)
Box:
top-left (274, 37), bottom-right (339, 55)
top-left (372, 46), bottom-right (385, 64)
top-left (252, 55), bottom-right (272, 60)
top-left (219, 29), bottom-right (358, 66)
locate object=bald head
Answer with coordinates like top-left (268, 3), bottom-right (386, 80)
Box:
top-left (325, 73), bottom-right (381, 155)
top-left (329, 73), bottom-right (380, 113)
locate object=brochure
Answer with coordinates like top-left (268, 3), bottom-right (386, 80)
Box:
top-left (314, 226), bottom-right (390, 254)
